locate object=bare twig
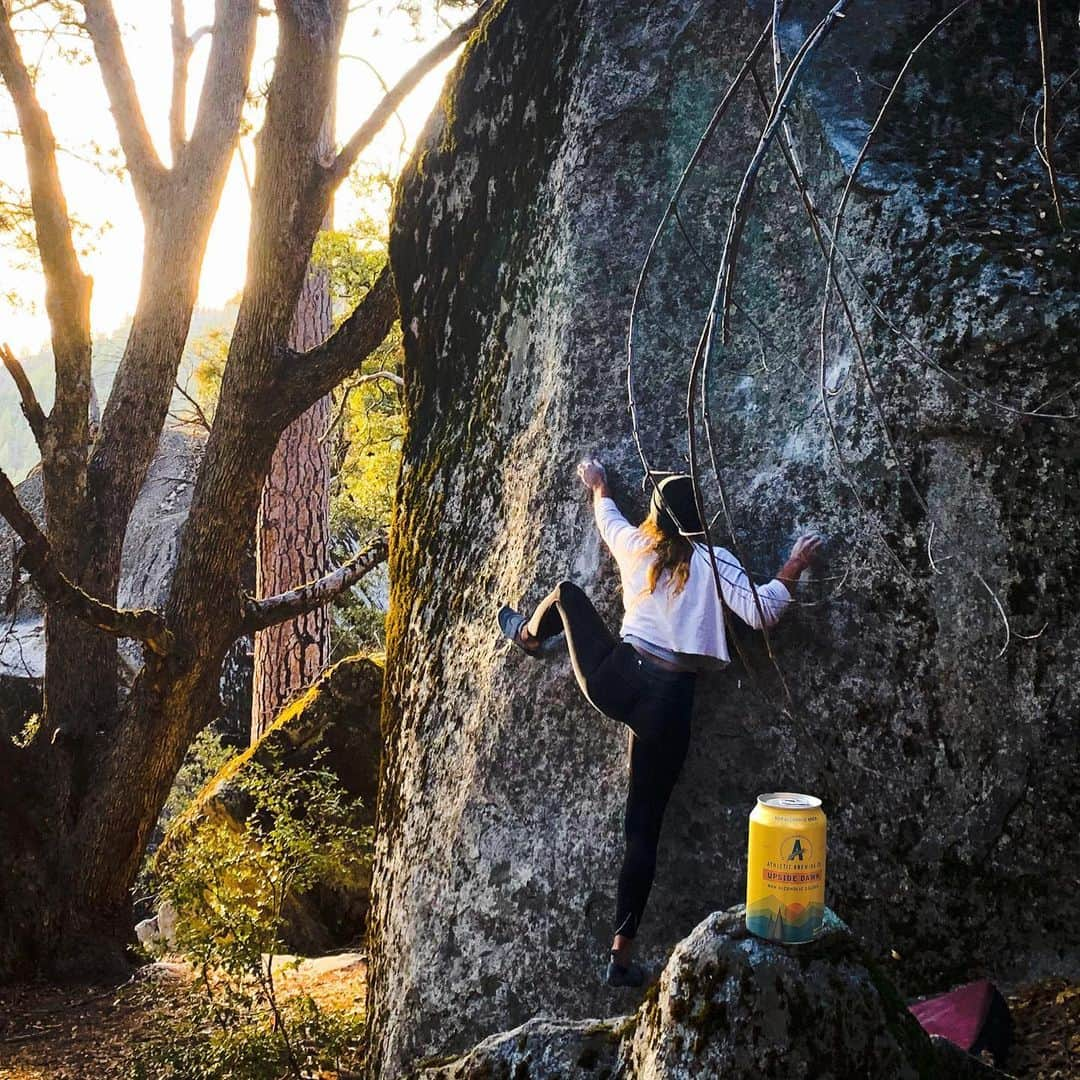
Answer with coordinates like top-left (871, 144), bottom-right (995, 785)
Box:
top-left (692, 1), bottom-right (854, 707)
top-left (173, 380), bottom-right (212, 433)
top-left (745, 66), bottom-right (916, 583)
top-left (340, 53), bottom-right (410, 157)
top-left (1035, 0), bottom-right (1066, 229)
top-left (815, 0), bottom-right (1021, 655)
top-left (324, 0), bottom-right (492, 191)
top-left (626, 9), bottom-right (791, 649)
top-left (319, 370), bottom-right (403, 445)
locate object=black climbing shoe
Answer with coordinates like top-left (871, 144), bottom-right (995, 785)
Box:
top-left (605, 953), bottom-right (645, 989)
top-left (498, 605), bottom-right (560, 656)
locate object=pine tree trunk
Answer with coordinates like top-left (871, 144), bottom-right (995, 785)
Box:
top-left (250, 112), bottom-right (335, 743)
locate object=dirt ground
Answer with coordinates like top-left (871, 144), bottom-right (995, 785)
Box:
top-left (0, 964), bottom-right (1075, 1079)
top-left (0, 953), bottom-right (367, 1080)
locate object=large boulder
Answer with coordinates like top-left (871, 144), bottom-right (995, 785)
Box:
top-left (154, 656), bottom-right (382, 952)
top-left (411, 910), bottom-right (1007, 1079)
top-left (369, 0), bottom-right (1080, 1073)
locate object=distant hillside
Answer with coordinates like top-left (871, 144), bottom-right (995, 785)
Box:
top-left (0, 303), bottom-right (238, 480)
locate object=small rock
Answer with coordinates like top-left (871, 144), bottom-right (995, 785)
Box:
top-left (133, 916), bottom-right (159, 947)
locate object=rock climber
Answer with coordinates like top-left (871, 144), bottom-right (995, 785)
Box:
top-left (498, 459), bottom-right (822, 988)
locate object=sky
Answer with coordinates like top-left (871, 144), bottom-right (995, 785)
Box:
top-left (0, 1), bottom-right (464, 354)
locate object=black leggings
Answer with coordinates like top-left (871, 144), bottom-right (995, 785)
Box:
top-left (527, 580), bottom-right (695, 940)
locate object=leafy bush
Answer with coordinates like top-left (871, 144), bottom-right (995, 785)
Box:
top-left (129, 991), bottom-right (365, 1080)
top-left (134, 750), bottom-right (371, 1078)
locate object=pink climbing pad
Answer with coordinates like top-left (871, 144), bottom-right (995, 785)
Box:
top-left (909, 979), bottom-right (1013, 1067)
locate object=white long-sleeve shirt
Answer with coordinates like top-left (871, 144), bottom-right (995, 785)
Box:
top-left (594, 496), bottom-right (791, 669)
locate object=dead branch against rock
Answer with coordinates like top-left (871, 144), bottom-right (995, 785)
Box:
top-left (815, 0), bottom-right (1023, 656)
top-left (747, 66), bottom-right (915, 587)
top-left (692, 2), bottom-right (854, 707)
top-left (626, 13), bottom-right (774, 503)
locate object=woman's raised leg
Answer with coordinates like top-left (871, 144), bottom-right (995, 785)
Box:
top-left (524, 579), bottom-right (618, 691)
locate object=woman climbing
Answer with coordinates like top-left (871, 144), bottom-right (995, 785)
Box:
top-left (498, 458), bottom-right (822, 988)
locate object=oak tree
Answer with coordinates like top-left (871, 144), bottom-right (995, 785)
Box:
top-left (0, 0), bottom-right (484, 978)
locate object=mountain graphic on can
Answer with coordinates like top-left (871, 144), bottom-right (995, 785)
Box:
top-left (745, 792), bottom-right (827, 944)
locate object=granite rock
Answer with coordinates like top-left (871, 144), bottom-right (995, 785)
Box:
top-left (368, 0), bottom-right (1080, 1072)
top-left (411, 910), bottom-right (1006, 1079)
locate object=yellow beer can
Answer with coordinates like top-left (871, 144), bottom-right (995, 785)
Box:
top-left (745, 792), bottom-right (827, 944)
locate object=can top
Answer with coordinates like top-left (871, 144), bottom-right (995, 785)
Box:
top-left (757, 792), bottom-right (822, 811)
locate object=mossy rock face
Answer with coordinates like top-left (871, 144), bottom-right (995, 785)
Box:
top-left (620, 909), bottom-right (934, 1079)
top-left (371, 0), bottom-right (1080, 1074)
top-left (157, 655), bottom-right (382, 952)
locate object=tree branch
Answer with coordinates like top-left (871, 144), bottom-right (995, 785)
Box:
top-left (0, 468), bottom-right (174, 655)
top-left (0, 0), bottom-right (92, 456)
top-left (186, 0), bottom-right (258, 172)
top-left (79, 0), bottom-right (165, 200)
top-left (275, 263), bottom-right (398, 424)
top-left (241, 533), bottom-right (388, 635)
top-left (170, 0), bottom-right (192, 160)
top-left (323, 0), bottom-right (491, 191)
top-left (0, 341), bottom-right (47, 447)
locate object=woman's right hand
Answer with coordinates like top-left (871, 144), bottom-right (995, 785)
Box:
top-left (577, 458), bottom-right (607, 491)
top-left (788, 533), bottom-right (824, 572)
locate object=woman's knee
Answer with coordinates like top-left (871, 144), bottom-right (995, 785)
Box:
top-left (554, 579), bottom-right (583, 602)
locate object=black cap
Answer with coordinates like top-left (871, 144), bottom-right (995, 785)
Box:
top-left (647, 473), bottom-right (704, 537)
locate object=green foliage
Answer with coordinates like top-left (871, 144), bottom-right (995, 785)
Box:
top-left (136, 750), bottom-right (371, 1079)
top-left (10, 710), bottom-right (40, 748)
top-left (185, 329), bottom-right (232, 428)
top-left (331, 326), bottom-right (404, 538)
top-left (129, 991), bottom-right (365, 1080)
top-left (161, 729), bottom-right (238, 836)
top-left (330, 588), bottom-right (389, 659)
top-left (135, 728), bottom-right (237, 903)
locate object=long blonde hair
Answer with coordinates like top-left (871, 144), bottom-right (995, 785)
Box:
top-left (640, 516), bottom-right (694, 598)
